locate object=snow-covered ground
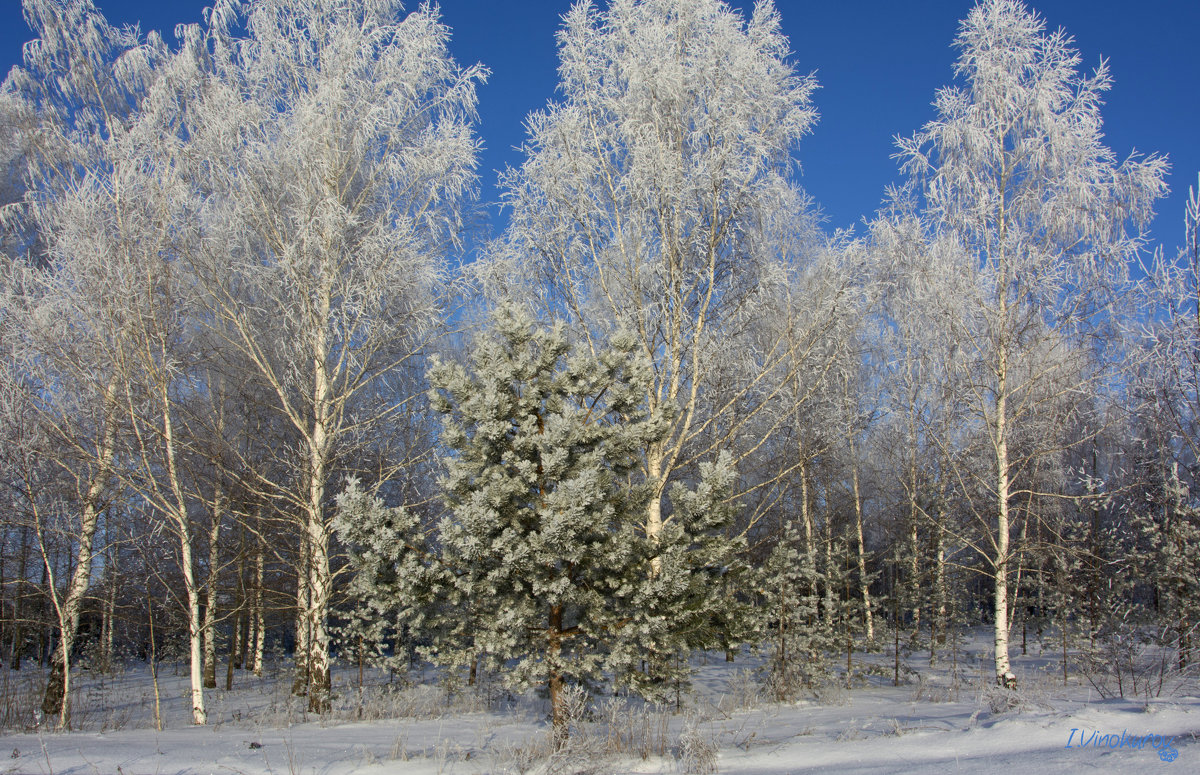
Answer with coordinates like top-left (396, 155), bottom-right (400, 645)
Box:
top-left (1, 631), bottom-right (1196, 774)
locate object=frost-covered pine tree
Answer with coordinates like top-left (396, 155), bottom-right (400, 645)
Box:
top-left (1130, 465), bottom-right (1200, 672)
top-left (332, 478), bottom-right (433, 678)
top-left (611, 450), bottom-right (755, 703)
top-left (894, 0), bottom-right (1166, 688)
top-left (761, 516), bottom-right (834, 700)
top-left (428, 304), bottom-right (666, 745)
top-left (1138, 177), bottom-right (1200, 670)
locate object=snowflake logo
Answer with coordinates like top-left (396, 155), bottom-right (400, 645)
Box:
top-left (1159, 747), bottom-right (1178, 763)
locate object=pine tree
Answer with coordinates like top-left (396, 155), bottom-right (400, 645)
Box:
top-left (611, 451), bottom-right (756, 704)
top-left (331, 478), bottom-right (433, 678)
top-left (761, 517), bottom-right (834, 700)
top-left (1132, 466), bottom-right (1200, 673)
top-left (427, 304), bottom-right (665, 745)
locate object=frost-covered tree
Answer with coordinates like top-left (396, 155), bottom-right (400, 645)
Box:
top-left (173, 0), bottom-right (483, 712)
top-left (761, 514), bottom-right (834, 699)
top-left (1133, 182), bottom-right (1200, 669)
top-left (332, 477), bottom-right (431, 677)
top-left (498, 0), bottom-right (819, 561)
top-left (0, 0), bottom-right (170, 724)
top-left (1131, 467), bottom-right (1200, 671)
top-left (1143, 176), bottom-right (1200, 484)
top-left (612, 449), bottom-right (753, 702)
top-left (869, 204), bottom-right (973, 654)
top-left (894, 0), bottom-right (1166, 687)
top-left (428, 304), bottom-right (665, 745)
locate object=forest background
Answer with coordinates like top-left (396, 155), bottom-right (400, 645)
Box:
top-left (0, 0), bottom-right (1198, 747)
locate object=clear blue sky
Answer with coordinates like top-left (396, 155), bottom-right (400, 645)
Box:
top-left (3, 0), bottom-right (1197, 254)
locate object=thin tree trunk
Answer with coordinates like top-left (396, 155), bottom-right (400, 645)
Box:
top-left (302, 495), bottom-right (332, 713)
top-left (154, 372), bottom-right (207, 724)
top-left (906, 378), bottom-right (922, 644)
top-left (823, 509), bottom-right (835, 629)
top-left (181, 526), bottom-right (208, 724)
top-left (850, 458), bottom-right (873, 643)
top-left (893, 568), bottom-right (901, 686)
top-left (100, 551), bottom-right (116, 674)
top-left (800, 453), bottom-right (813, 561)
top-left (909, 491), bottom-right (921, 643)
top-left (202, 490), bottom-right (224, 690)
top-left (645, 451), bottom-right (666, 576)
top-left (253, 538), bottom-right (265, 677)
top-left (41, 379), bottom-right (118, 719)
top-left (298, 298), bottom-right (335, 714)
top-left (931, 517), bottom-right (946, 667)
top-left (235, 543), bottom-right (247, 670)
top-left (292, 534), bottom-right (311, 696)
top-left (9, 528), bottom-right (29, 670)
top-left (226, 611), bottom-right (238, 691)
top-left (147, 594), bottom-right (162, 732)
top-left (993, 353), bottom-right (1016, 689)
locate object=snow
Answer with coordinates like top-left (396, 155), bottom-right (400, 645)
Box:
top-left (2, 631), bottom-right (1196, 774)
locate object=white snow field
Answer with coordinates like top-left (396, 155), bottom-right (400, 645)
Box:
top-left (1, 631), bottom-right (1196, 774)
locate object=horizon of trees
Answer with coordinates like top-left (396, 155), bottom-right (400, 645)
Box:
top-left (0, 0), bottom-right (1196, 736)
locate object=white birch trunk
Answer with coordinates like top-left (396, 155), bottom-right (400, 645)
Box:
top-left (993, 348), bottom-right (1015, 688)
top-left (202, 490), bottom-right (223, 690)
top-left (253, 539), bottom-right (265, 677)
top-left (849, 447), bottom-right (873, 643)
top-left (41, 378), bottom-right (118, 720)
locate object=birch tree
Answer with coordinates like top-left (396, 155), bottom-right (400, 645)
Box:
top-left (1136, 176), bottom-right (1200, 666)
top-left (1144, 176), bottom-right (1200, 473)
top-left (175, 0), bottom-right (483, 712)
top-left (894, 0), bottom-right (1166, 687)
top-left (0, 0), bottom-right (167, 722)
top-left (499, 0), bottom-right (819, 561)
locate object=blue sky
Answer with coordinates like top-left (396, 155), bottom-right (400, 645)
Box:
top-left (3, 0), bottom-right (1197, 254)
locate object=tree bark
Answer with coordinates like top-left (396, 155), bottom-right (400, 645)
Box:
top-left (253, 538), bottom-right (265, 677)
top-left (42, 378), bottom-right (118, 720)
top-left (202, 490), bottom-right (223, 690)
top-left (993, 353), bottom-right (1016, 689)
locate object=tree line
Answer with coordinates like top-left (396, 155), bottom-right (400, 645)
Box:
top-left (0, 0), bottom-right (1195, 736)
